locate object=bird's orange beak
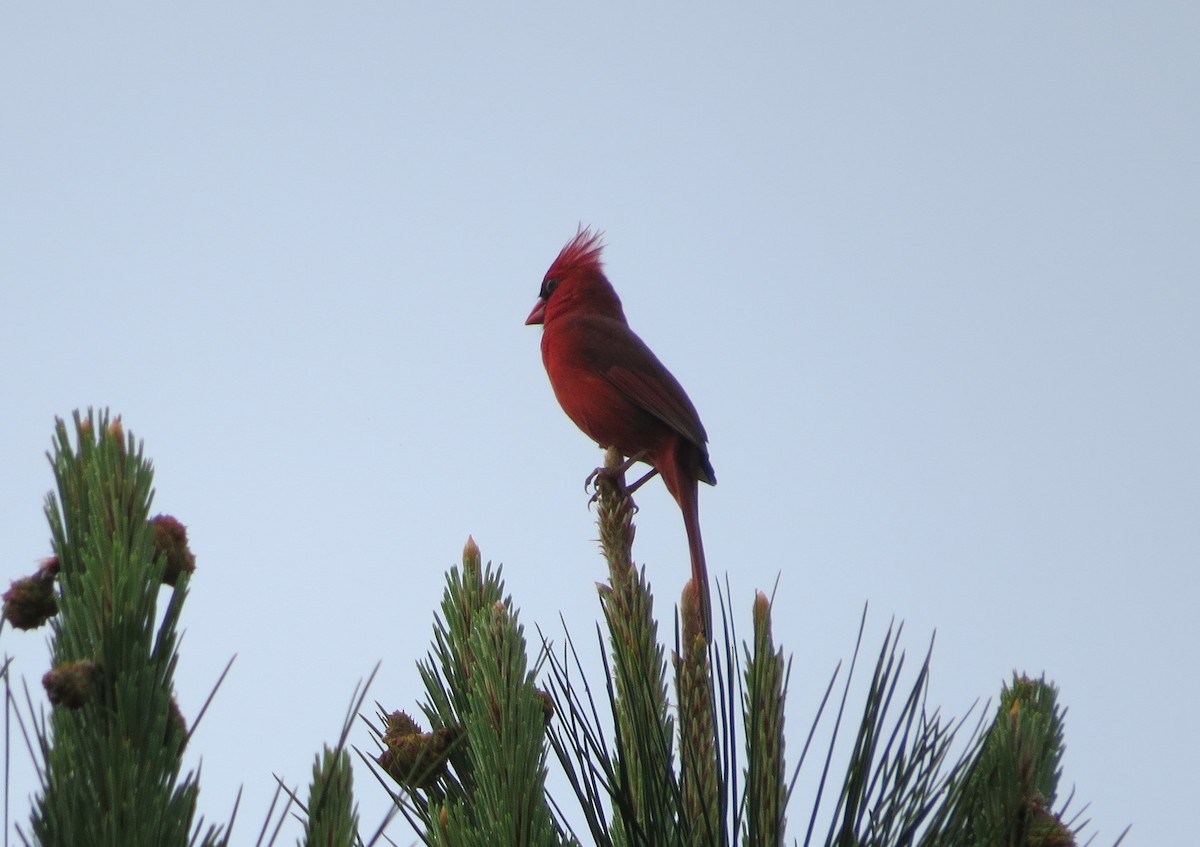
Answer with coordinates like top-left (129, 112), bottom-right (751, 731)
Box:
top-left (525, 299), bottom-right (547, 325)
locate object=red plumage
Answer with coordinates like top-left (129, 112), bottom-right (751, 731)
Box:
top-left (526, 229), bottom-right (715, 622)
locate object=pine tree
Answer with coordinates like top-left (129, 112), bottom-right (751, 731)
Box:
top-left (371, 449), bottom-right (1124, 847)
top-left (3, 413), bottom-right (1125, 846)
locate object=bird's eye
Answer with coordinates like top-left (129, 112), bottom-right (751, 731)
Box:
top-left (541, 277), bottom-right (561, 298)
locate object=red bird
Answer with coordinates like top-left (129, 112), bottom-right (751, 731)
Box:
top-left (526, 229), bottom-right (715, 617)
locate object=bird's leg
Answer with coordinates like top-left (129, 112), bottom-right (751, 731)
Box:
top-left (623, 466), bottom-right (659, 495)
top-left (586, 450), bottom-right (654, 506)
top-left (584, 450), bottom-right (648, 492)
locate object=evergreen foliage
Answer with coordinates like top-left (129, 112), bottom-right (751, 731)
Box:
top-left (2, 412), bottom-right (1125, 847)
top-left (299, 747), bottom-right (359, 847)
top-left (369, 537), bottom-right (564, 846)
top-left (20, 411), bottom-right (223, 847)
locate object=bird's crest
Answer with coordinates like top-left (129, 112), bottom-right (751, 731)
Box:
top-left (545, 227), bottom-right (605, 281)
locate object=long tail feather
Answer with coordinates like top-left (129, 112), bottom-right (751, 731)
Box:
top-left (657, 441), bottom-right (713, 637)
top-left (678, 476), bottom-right (712, 636)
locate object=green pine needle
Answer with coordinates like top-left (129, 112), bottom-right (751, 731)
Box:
top-left (28, 410), bottom-right (225, 847)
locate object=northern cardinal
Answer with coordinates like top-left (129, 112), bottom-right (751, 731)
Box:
top-left (526, 229), bottom-right (715, 619)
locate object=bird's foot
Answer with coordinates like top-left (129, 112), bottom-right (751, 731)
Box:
top-left (586, 458), bottom-right (657, 509)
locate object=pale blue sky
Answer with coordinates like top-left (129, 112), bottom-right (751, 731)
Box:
top-left (2, 4), bottom-right (1196, 844)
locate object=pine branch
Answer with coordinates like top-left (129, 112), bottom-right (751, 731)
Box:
top-left (676, 582), bottom-right (721, 847)
top-left (595, 448), bottom-right (679, 847)
top-left (363, 447), bottom-right (1123, 847)
top-left (300, 748), bottom-right (359, 847)
top-left (742, 593), bottom-right (785, 847)
top-left (372, 538), bottom-right (567, 847)
top-left (25, 410), bottom-right (223, 847)
top-left (949, 674), bottom-right (1076, 847)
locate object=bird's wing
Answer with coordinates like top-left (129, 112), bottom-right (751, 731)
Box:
top-left (568, 312), bottom-right (710, 451)
top-left (604, 364), bottom-right (709, 450)
top-left (598, 338), bottom-right (710, 451)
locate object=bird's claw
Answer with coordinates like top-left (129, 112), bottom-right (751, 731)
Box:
top-left (584, 466), bottom-right (603, 493)
top-left (586, 465), bottom-right (616, 508)
top-left (588, 487), bottom-right (639, 513)
top-left (585, 464), bottom-right (641, 511)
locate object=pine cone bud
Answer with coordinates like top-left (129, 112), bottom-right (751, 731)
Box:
top-left (150, 515), bottom-right (196, 586)
top-left (3, 573), bottom-right (58, 630)
top-left (462, 535), bottom-right (483, 580)
top-left (43, 661), bottom-right (100, 709)
top-left (37, 555), bottom-right (60, 578)
top-left (166, 696), bottom-right (189, 754)
top-left (753, 591), bottom-right (771, 630)
top-left (377, 710), bottom-right (457, 789)
top-left (535, 687), bottom-right (555, 725)
top-left (681, 578), bottom-right (708, 654)
top-left (1026, 802), bottom-right (1075, 847)
top-left (106, 417), bottom-right (125, 456)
